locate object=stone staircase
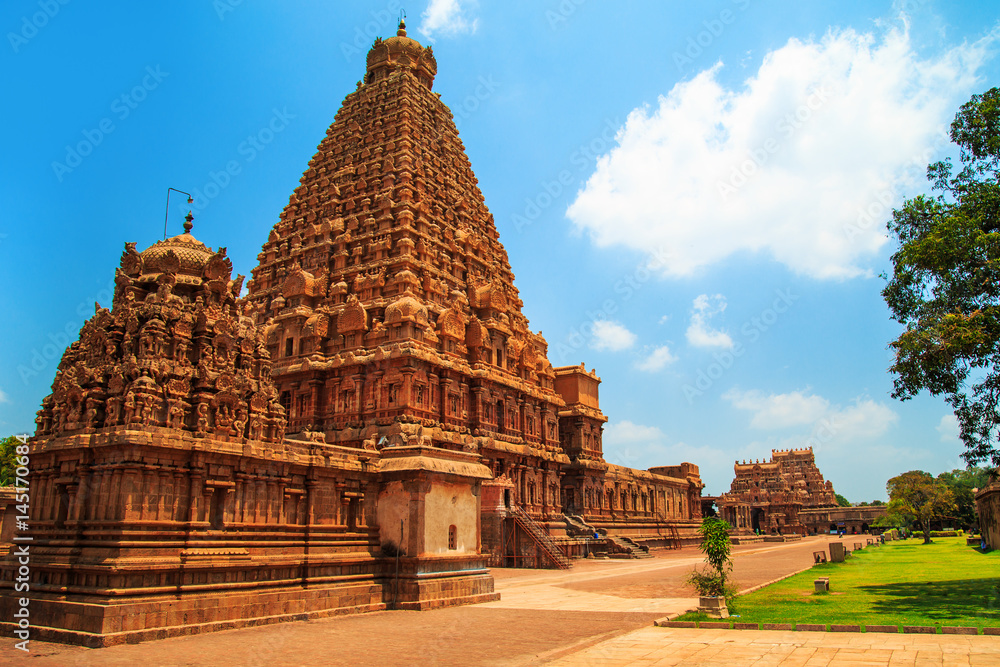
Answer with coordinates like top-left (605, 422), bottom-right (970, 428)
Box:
top-left (510, 506), bottom-right (573, 569)
top-left (608, 535), bottom-right (653, 559)
top-left (563, 513), bottom-right (603, 538)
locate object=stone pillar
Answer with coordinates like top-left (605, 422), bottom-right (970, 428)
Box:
top-left (401, 368), bottom-right (416, 409)
top-left (351, 374), bottom-right (363, 417)
top-left (308, 379), bottom-right (323, 426)
top-left (306, 477), bottom-right (318, 526)
top-left (172, 472), bottom-right (184, 523)
top-left (472, 387), bottom-right (486, 428)
top-left (69, 465), bottom-right (90, 522)
top-left (188, 471), bottom-right (204, 523)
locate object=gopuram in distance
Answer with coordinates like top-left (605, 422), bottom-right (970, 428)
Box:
top-left (1, 22), bottom-right (703, 646)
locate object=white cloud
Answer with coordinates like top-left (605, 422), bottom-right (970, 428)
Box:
top-left (723, 388), bottom-right (830, 429)
top-left (604, 420), bottom-right (666, 446)
top-left (686, 294), bottom-right (733, 348)
top-left (590, 320), bottom-right (637, 351)
top-left (937, 414), bottom-right (960, 443)
top-left (418, 0), bottom-right (479, 41)
top-left (566, 23), bottom-right (995, 279)
top-left (724, 388), bottom-right (899, 439)
top-left (0, 387), bottom-right (8, 404)
top-left (635, 345), bottom-right (677, 372)
top-left (829, 399), bottom-right (899, 440)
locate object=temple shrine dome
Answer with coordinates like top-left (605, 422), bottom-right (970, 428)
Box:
top-left (139, 232), bottom-right (213, 277)
top-left (365, 20), bottom-right (437, 88)
top-left (137, 212), bottom-right (216, 283)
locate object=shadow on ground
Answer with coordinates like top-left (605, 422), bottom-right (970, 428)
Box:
top-left (859, 578), bottom-right (1000, 623)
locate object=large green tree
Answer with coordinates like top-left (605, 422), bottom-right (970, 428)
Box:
top-left (886, 470), bottom-right (956, 543)
top-left (883, 88), bottom-right (1000, 469)
top-left (937, 467), bottom-right (991, 528)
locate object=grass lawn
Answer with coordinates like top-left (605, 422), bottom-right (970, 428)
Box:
top-left (677, 536), bottom-right (999, 630)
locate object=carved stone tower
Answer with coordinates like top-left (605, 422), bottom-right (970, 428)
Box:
top-left (246, 20), bottom-right (571, 520)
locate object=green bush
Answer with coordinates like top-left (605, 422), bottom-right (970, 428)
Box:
top-left (687, 517), bottom-right (737, 601)
top-left (928, 530), bottom-right (962, 537)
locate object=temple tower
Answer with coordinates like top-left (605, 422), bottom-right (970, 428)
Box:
top-left (246, 21), bottom-right (570, 521)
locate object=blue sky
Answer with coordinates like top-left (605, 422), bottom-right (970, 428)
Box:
top-left (2, 0), bottom-right (998, 501)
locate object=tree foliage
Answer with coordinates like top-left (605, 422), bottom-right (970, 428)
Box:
top-left (686, 517), bottom-right (737, 599)
top-left (883, 88), bottom-right (1000, 469)
top-left (886, 470), bottom-right (957, 543)
top-left (835, 493), bottom-right (851, 507)
top-left (936, 467), bottom-right (992, 528)
top-left (0, 436), bottom-right (20, 487)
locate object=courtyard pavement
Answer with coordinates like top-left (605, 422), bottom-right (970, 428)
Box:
top-left (4, 536), bottom-right (996, 666)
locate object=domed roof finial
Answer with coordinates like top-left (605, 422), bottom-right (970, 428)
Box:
top-left (183, 211), bottom-right (194, 234)
top-left (397, 18), bottom-right (406, 37)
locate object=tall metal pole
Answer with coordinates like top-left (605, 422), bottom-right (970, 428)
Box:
top-left (164, 187), bottom-right (194, 239)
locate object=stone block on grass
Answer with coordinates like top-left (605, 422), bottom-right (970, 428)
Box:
top-left (981, 627), bottom-right (1000, 636)
top-left (795, 623), bottom-right (826, 632)
top-left (864, 625), bottom-right (899, 633)
top-left (734, 622), bottom-right (760, 630)
top-left (698, 621), bottom-right (731, 629)
top-left (830, 624), bottom-right (860, 632)
top-left (903, 626), bottom-right (938, 634)
top-left (661, 621), bottom-right (696, 628)
top-left (762, 623), bottom-right (793, 631)
top-left (942, 627), bottom-right (978, 635)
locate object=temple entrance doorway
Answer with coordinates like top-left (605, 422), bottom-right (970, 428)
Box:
top-left (751, 508), bottom-right (765, 533)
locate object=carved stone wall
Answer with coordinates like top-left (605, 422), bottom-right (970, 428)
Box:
top-left (36, 228), bottom-right (285, 446)
top-left (717, 448), bottom-right (838, 535)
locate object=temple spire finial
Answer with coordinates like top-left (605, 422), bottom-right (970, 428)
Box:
top-left (183, 211), bottom-right (193, 234)
top-left (397, 9), bottom-right (407, 37)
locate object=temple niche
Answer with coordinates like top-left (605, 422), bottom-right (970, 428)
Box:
top-left (2, 21), bottom-right (705, 646)
top-left (716, 448), bottom-right (838, 535)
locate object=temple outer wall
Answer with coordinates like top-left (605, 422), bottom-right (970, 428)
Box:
top-left (799, 506), bottom-right (888, 535)
top-left (976, 480), bottom-right (1000, 549)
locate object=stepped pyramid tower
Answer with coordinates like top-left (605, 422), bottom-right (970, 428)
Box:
top-left (716, 447), bottom-right (838, 535)
top-left (247, 19), bottom-right (704, 552)
top-left (2, 22), bottom-right (705, 646)
top-left (246, 20), bottom-right (572, 513)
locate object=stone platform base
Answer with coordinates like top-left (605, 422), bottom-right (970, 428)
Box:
top-left (1, 579), bottom-right (388, 648)
top-left (395, 591), bottom-right (500, 611)
top-left (1, 558), bottom-right (498, 647)
top-left (388, 556), bottom-right (499, 610)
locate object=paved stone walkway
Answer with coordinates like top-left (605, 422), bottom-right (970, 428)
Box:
top-left (3, 537), bottom-right (994, 666)
top-left (548, 627), bottom-right (1000, 666)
